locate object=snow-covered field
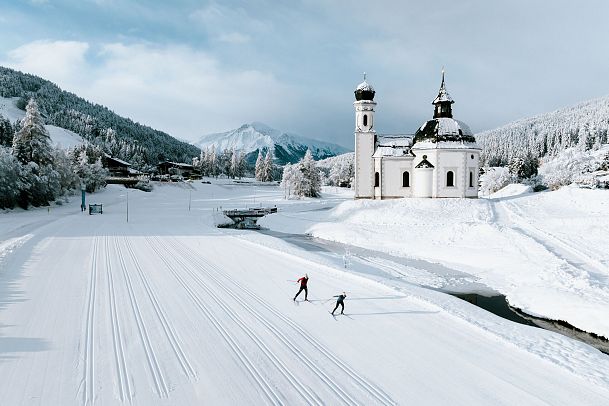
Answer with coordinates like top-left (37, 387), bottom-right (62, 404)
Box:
top-left (262, 185), bottom-right (609, 339)
top-left (1, 180), bottom-right (609, 405)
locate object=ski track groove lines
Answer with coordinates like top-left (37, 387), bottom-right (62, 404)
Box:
top-left (122, 236), bottom-right (197, 380)
top-left (114, 237), bottom-right (170, 398)
top-left (227, 236), bottom-right (397, 405)
top-left (82, 236), bottom-right (99, 406)
top-left (145, 237), bottom-right (284, 406)
top-left (148, 237), bottom-right (327, 406)
top-left (159, 239), bottom-right (350, 406)
top-left (104, 237), bottom-right (133, 403)
top-left (502, 202), bottom-right (608, 277)
top-left (163, 236), bottom-right (397, 406)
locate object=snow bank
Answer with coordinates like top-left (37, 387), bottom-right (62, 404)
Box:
top-left (488, 183), bottom-right (532, 198)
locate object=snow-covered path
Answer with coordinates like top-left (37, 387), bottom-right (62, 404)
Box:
top-left (1, 183), bottom-right (609, 405)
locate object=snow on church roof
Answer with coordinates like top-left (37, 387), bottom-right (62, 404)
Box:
top-left (413, 117), bottom-right (477, 145)
top-left (377, 135), bottom-right (412, 146)
top-left (432, 69), bottom-right (454, 105)
top-left (356, 80), bottom-right (375, 92)
top-left (374, 136), bottom-right (413, 157)
top-left (413, 140), bottom-right (479, 150)
top-left (433, 117), bottom-right (473, 136)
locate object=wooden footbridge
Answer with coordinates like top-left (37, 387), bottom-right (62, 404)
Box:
top-left (221, 207), bottom-right (278, 229)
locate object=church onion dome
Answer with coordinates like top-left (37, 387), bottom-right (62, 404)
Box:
top-left (413, 117), bottom-right (476, 144)
top-left (413, 69), bottom-right (476, 145)
top-left (354, 73), bottom-right (375, 101)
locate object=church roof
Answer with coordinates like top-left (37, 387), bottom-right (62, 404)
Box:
top-left (413, 117), bottom-right (476, 144)
top-left (415, 157), bottom-right (434, 168)
top-left (354, 73), bottom-right (376, 101)
top-left (432, 70), bottom-right (454, 105)
top-left (373, 136), bottom-right (413, 157)
top-left (377, 135), bottom-right (412, 147)
top-left (356, 80), bottom-right (374, 92)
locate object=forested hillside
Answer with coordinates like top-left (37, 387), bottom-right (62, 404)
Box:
top-left (477, 95), bottom-right (609, 166)
top-left (0, 66), bottom-right (200, 167)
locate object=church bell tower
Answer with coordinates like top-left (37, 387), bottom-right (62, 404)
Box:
top-left (354, 73), bottom-right (376, 199)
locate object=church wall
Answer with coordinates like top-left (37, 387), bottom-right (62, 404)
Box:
top-left (436, 150), bottom-right (465, 198)
top-left (465, 151), bottom-right (480, 198)
top-left (412, 151), bottom-right (436, 198)
top-left (436, 149), bottom-right (480, 198)
top-left (355, 132), bottom-right (375, 198)
top-left (411, 148), bottom-right (479, 198)
top-left (382, 158), bottom-right (414, 198)
top-left (374, 157), bottom-right (382, 199)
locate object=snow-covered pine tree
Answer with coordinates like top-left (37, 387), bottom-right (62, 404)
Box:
top-left (262, 150), bottom-right (275, 182)
top-left (280, 163), bottom-right (303, 198)
top-left (208, 145), bottom-right (218, 178)
top-left (197, 148), bottom-right (208, 176)
top-left (215, 148), bottom-right (230, 177)
top-left (281, 149), bottom-right (321, 198)
top-left (255, 150), bottom-right (264, 181)
top-left (0, 114), bottom-right (14, 147)
top-left (299, 149), bottom-right (321, 197)
top-left (12, 99), bottom-right (53, 166)
top-left (230, 148), bottom-right (240, 179)
top-left (72, 149), bottom-right (108, 193)
top-left (104, 128), bottom-right (120, 157)
top-left (508, 152), bottom-right (538, 180)
top-left (238, 151), bottom-right (247, 179)
top-left (0, 147), bottom-right (22, 209)
top-left (89, 157), bottom-right (108, 192)
top-left (479, 167), bottom-right (514, 196)
top-left (52, 148), bottom-right (79, 197)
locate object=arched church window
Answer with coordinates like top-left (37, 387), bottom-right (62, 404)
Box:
top-left (469, 171), bottom-right (474, 187)
top-left (402, 171), bottom-right (410, 187)
top-left (446, 171), bottom-right (454, 187)
top-left (374, 172), bottom-right (380, 187)
top-left (363, 114), bottom-right (368, 126)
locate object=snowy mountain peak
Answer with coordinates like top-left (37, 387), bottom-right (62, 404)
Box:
top-left (194, 122), bottom-right (350, 165)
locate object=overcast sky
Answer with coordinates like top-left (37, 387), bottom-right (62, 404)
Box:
top-left (1, 0), bottom-right (609, 148)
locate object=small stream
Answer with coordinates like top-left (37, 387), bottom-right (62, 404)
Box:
top-left (256, 229), bottom-right (609, 355)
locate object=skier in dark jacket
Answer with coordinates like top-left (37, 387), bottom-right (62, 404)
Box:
top-left (331, 292), bottom-right (347, 315)
top-left (293, 274), bottom-right (309, 301)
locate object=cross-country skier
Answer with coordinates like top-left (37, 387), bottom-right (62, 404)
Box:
top-left (293, 274), bottom-right (309, 301)
top-left (331, 292), bottom-right (347, 315)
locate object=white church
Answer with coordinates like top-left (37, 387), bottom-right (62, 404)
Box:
top-left (354, 72), bottom-right (480, 199)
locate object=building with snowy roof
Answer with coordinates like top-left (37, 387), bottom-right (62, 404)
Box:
top-left (354, 71), bottom-right (480, 199)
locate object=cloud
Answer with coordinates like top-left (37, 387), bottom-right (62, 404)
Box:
top-left (4, 40), bottom-right (90, 89)
top-left (189, 3), bottom-right (269, 44)
top-left (217, 32), bottom-right (251, 44)
top-left (2, 40), bottom-right (297, 141)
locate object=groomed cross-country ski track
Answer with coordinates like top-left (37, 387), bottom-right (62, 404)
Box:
top-left (0, 182), bottom-right (608, 405)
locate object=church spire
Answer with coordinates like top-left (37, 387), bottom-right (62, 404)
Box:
top-left (432, 68), bottom-right (454, 119)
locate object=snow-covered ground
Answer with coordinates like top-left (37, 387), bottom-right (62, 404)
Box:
top-left (1, 180), bottom-right (609, 405)
top-left (0, 96), bottom-right (84, 148)
top-left (262, 185), bottom-right (609, 340)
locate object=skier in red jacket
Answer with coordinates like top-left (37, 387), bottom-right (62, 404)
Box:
top-left (293, 274), bottom-right (309, 301)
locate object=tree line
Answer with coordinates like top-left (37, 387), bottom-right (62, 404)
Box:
top-left (0, 66), bottom-right (200, 167)
top-left (0, 99), bottom-right (107, 209)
